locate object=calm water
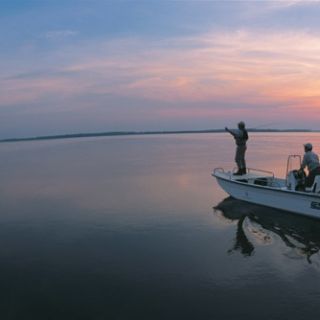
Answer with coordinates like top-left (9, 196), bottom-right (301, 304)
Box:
top-left (1, 133), bottom-right (320, 319)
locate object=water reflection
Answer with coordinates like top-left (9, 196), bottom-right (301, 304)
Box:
top-left (214, 197), bottom-right (320, 263)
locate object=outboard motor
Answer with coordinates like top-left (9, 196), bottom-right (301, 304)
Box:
top-left (287, 170), bottom-right (305, 191)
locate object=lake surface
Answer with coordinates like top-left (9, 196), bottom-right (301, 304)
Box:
top-left (1, 132), bottom-right (320, 319)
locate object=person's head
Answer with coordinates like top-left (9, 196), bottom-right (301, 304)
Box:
top-left (238, 121), bottom-right (245, 129)
top-left (304, 143), bottom-right (313, 152)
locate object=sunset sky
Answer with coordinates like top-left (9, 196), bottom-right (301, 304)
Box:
top-left (1, 0), bottom-right (320, 138)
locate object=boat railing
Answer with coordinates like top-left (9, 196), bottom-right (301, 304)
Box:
top-left (213, 167), bottom-right (276, 184)
top-left (245, 168), bottom-right (275, 186)
top-left (212, 167), bottom-right (234, 179)
top-left (214, 167), bottom-right (275, 178)
top-left (213, 167), bottom-right (225, 174)
top-left (247, 168), bottom-right (274, 179)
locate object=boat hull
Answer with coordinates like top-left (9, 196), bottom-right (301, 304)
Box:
top-left (214, 172), bottom-right (320, 219)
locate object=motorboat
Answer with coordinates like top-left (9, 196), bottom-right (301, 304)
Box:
top-left (212, 155), bottom-right (320, 219)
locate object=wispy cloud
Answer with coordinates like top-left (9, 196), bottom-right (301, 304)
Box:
top-left (66, 29), bottom-right (320, 107)
top-left (44, 30), bottom-right (78, 39)
top-left (259, 0), bottom-right (310, 10)
top-left (2, 28), bottom-right (320, 127)
top-left (237, 0), bottom-right (320, 22)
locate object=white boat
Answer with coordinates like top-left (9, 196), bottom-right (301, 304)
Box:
top-left (212, 155), bottom-right (320, 219)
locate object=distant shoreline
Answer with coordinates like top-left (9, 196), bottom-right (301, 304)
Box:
top-left (0, 128), bottom-right (316, 143)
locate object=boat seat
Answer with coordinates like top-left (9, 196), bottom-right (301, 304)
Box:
top-left (305, 175), bottom-right (320, 193)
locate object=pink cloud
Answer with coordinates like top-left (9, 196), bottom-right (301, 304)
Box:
top-left (2, 29), bottom-right (320, 126)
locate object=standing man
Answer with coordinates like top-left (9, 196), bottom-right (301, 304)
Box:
top-left (301, 143), bottom-right (320, 187)
top-left (225, 121), bottom-right (249, 175)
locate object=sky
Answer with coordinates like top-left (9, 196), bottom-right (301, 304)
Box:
top-left (2, 0), bottom-right (320, 138)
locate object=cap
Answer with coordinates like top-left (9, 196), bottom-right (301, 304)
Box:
top-left (238, 121), bottom-right (245, 128)
top-left (304, 143), bottom-right (313, 150)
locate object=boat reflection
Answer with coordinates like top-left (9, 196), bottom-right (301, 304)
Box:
top-left (214, 197), bottom-right (320, 263)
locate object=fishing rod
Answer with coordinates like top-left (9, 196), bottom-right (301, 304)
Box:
top-left (247, 122), bottom-right (280, 130)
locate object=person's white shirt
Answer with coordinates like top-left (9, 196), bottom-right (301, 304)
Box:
top-left (301, 151), bottom-right (320, 172)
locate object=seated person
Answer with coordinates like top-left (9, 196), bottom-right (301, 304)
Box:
top-left (301, 143), bottom-right (320, 187)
